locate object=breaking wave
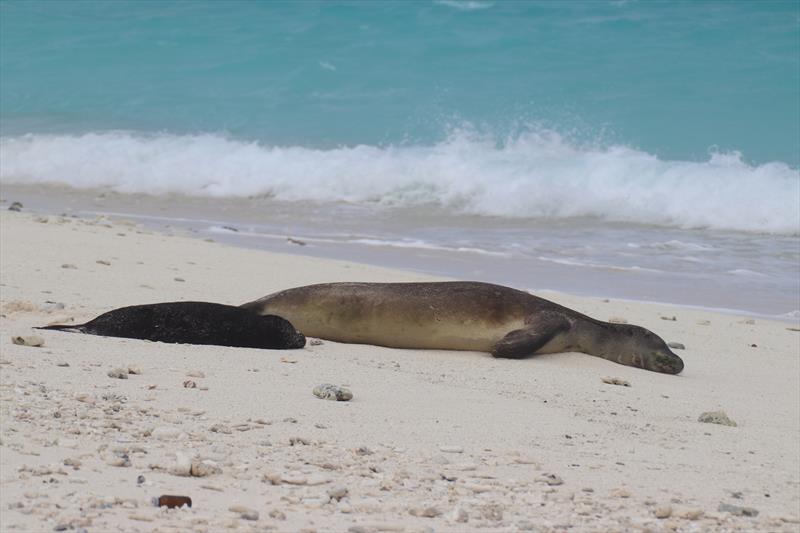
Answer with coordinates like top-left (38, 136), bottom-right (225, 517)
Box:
top-left (1, 129), bottom-right (798, 234)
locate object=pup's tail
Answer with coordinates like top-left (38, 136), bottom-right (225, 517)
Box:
top-left (35, 324), bottom-right (85, 333)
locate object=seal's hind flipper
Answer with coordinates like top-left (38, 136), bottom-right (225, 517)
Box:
top-left (491, 316), bottom-right (570, 359)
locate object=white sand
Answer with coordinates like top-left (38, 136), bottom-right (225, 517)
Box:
top-left (1, 209), bottom-right (798, 532)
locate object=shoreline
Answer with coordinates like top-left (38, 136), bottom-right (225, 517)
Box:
top-left (2, 183), bottom-right (798, 320)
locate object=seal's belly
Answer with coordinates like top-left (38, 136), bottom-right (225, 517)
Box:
top-left (262, 301), bottom-right (514, 352)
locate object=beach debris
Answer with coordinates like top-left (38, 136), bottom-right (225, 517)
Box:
top-left (698, 410), bottom-right (737, 427)
top-left (438, 445), bottom-right (464, 454)
top-left (739, 319), bottom-right (756, 325)
top-left (221, 225), bottom-right (239, 232)
top-left (601, 377), bottom-right (630, 387)
top-left (153, 495), bottom-right (192, 509)
top-left (96, 260), bottom-right (111, 266)
top-left (654, 505), bottom-right (672, 519)
top-left (667, 342), bottom-right (686, 350)
top-left (137, 475), bottom-right (145, 485)
top-left (537, 473), bottom-right (564, 486)
top-left (107, 368), bottom-right (129, 379)
top-left (11, 335), bottom-right (45, 347)
top-left (676, 508), bottom-right (704, 520)
top-left (660, 315), bottom-right (677, 321)
top-left (313, 383), bottom-right (353, 401)
top-left (409, 506), bottom-right (442, 518)
top-left (750, 343), bottom-right (758, 348)
top-left (190, 459), bottom-right (222, 477)
top-left (718, 502), bottom-right (759, 517)
top-left (8, 201), bottom-right (23, 211)
top-left (309, 338), bottom-right (324, 345)
top-left (269, 509), bottom-right (286, 520)
top-left (787, 327), bottom-right (800, 332)
top-left (108, 453), bottom-right (132, 467)
top-left (127, 366), bottom-right (142, 375)
top-left (61, 263), bottom-right (78, 269)
top-left (229, 505), bottom-right (259, 520)
top-left (327, 485), bottom-right (348, 501)
top-left (183, 380), bottom-right (197, 389)
top-left (56, 361), bottom-right (70, 367)
top-left (355, 446), bottom-right (373, 455)
top-left (209, 423), bottom-right (232, 434)
top-left (286, 237), bottom-right (307, 246)
top-left (697, 320), bottom-right (711, 326)
top-left (173, 277), bottom-right (185, 282)
top-left (186, 370), bottom-right (205, 378)
top-left (280, 357), bottom-right (298, 364)
top-left (608, 317), bottom-right (628, 324)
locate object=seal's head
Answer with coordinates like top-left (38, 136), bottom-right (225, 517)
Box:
top-left (619, 324), bottom-right (684, 375)
top-left (261, 314), bottom-right (307, 349)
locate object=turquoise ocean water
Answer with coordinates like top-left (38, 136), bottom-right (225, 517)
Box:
top-left (1, 0), bottom-right (799, 315)
top-left (2, 0), bottom-right (799, 163)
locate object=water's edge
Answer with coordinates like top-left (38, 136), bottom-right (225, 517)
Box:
top-left (3, 183), bottom-right (797, 323)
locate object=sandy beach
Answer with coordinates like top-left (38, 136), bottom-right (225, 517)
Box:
top-left (1, 207), bottom-right (798, 532)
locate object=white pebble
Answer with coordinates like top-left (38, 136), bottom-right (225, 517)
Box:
top-left (11, 335), bottom-right (45, 347)
top-left (327, 486), bottom-right (348, 500)
top-left (107, 368), bottom-right (128, 379)
top-left (438, 445), bottom-right (464, 453)
top-left (169, 452), bottom-right (192, 477)
top-left (151, 426), bottom-right (181, 440)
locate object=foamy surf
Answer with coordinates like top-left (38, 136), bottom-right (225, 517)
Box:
top-left (1, 129), bottom-right (798, 235)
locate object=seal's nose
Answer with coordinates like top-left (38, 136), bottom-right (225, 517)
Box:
top-left (292, 332), bottom-right (307, 349)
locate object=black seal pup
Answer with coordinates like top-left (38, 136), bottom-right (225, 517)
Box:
top-left (39, 301), bottom-right (306, 349)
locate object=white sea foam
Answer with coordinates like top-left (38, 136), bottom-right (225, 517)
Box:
top-left (1, 130), bottom-right (798, 234)
top-left (537, 256), bottom-right (663, 273)
top-left (627, 240), bottom-right (718, 252)
top-left (352, 238), bottom-right (509, 256)
top-left (434, 0), bottom-right (494, 11)
top-left (726, 268), bottom-right (767, 277)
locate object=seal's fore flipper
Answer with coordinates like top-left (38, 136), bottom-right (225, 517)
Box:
top-left (491, 315), bottom-right (570, 359)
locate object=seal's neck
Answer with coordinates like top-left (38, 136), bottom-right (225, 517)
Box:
top-left (572, 319), bottom-right (630, 363)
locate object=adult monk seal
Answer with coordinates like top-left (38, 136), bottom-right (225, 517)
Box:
top-left (39, 301), bottom-right (306, 349)
top-left (241, 282), bottom-right (684, 374)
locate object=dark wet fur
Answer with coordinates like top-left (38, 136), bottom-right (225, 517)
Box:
top-left (39, 302), bottom-right (305, 349)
